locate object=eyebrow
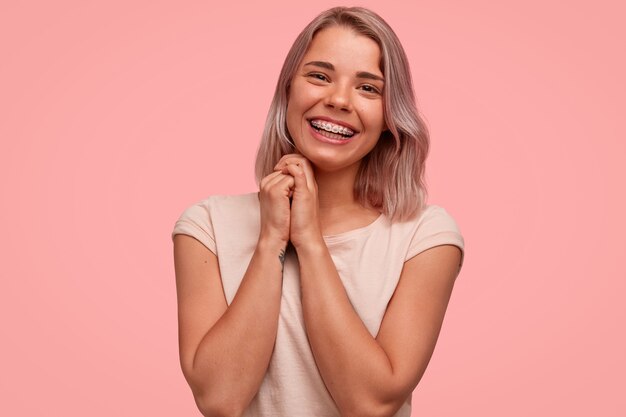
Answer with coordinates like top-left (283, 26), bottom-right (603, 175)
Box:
top-left (303, 61), bottom-right (385, 83)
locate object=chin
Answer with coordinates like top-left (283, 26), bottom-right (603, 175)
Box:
top-left (293, 139), bottom-right (361, 173)
top-left (311, 156), bottom-right (359, 174)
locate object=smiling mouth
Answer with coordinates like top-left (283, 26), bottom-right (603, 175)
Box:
top-left (308, 120), bottom-right (356, 139)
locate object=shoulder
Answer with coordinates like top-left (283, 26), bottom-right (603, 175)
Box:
top-left (177, 192), bottom-right (258, 217)
top-left (171, 192), bottom-right (258, 252)
top-left (416, 204), bottom-right (462, 232)
top-left (404, 204), bottom-right (465, 268)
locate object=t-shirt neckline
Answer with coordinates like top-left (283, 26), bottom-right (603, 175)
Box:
top-left (322, 212), bottom-right (384, 243)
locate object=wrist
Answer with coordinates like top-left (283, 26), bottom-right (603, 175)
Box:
top-left (293, 237), bottom-right (327, 257)
top-left (257, 235), bottom-right (288, 252)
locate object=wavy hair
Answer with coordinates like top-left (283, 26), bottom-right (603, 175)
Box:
top-left (254, 6), bottom-right (429, 222)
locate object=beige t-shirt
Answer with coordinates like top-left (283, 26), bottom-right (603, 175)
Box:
top-left (172, 192), bottom-right (465, 417)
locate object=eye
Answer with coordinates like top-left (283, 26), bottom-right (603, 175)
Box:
top-left (359, 84), bottom-right (381, 94)
top-left (307, 72), bottom-right (329, 82)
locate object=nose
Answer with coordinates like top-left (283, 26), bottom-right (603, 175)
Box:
top-left (324, 83), bottom-right (352, 112)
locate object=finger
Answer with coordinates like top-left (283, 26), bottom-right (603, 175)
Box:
top-left (276, 153), bottom-right (302, 166)
top-left (265, 171), bottom-right (285, 187)
top-left (297, 160), bottom-right (316, 193)
top-left (284, 163), bottom-right (308, 193)
top-left (281, 159), bottom-right (315, 193)
top-left (275, 174), bottom-right (296, 197)
top-left (265, 171), bottom-right (291, 190)
top-left (274, 154), bottom-right (317, 192)
top-left (260, 170), bottom-right (284, 188)
top-left (274, 154), bottom-right (305, 171)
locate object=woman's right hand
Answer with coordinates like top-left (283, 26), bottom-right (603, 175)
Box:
top-left (258, 170), bottom-right (295, 245)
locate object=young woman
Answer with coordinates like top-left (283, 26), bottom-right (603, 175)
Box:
top-left (172, 7), bottom-right (465, 417)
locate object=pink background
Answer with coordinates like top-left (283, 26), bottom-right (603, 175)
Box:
top-left (1, 0), bottom-right (624, 415)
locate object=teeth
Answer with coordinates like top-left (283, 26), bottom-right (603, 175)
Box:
top-left (310, 120), bottom-right (354, 136)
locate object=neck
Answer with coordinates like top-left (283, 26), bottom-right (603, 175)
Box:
top-left (313, 163), bottom-right (362, 216)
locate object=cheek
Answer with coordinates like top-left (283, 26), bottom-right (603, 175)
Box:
top-left (286, 92), bottom-right (316, 135)
top-left (369, 104), bottom-right (385, 129)
top-left (285, 105), bottom-right (302, 140)
top-left (286, 93), bottom-right (305, 120)
top-left (358, 104), bottom-right (385, 129)
top-left (292, 81), bottom-right (324, 107)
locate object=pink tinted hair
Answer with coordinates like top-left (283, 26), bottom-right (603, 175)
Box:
top-left (254, 6), bottom-right (430, 222)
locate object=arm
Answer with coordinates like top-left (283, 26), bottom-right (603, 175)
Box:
top-left (296, 241), bottom-right (462, 417)
top-left (173, 234), bottom-right (286, 417)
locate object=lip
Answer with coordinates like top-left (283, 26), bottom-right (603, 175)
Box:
top-left (308, 122), bottom-right (357, 145)
top-left (307, 116), bottom-right (360, 133)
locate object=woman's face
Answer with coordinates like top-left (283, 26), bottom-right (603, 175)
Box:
top-left (286, 25), bottom-right (386, 173)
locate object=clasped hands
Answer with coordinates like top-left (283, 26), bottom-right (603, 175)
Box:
top-left (273, 153), bottom-right (323, 249)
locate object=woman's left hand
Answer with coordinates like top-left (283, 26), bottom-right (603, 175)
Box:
top-left (274, 154), bottom-right (323, 249)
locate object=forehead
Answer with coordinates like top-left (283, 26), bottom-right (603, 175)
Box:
top-left (301, 26), bottom-right (382, 73)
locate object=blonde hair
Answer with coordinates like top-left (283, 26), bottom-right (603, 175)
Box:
top-left (254, 6), bottom-right (429, 222)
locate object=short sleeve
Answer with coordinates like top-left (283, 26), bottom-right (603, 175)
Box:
top-left (171, 199), bottom-right (217, 255)
top-left (405, 206), bottom-right (465, 268)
